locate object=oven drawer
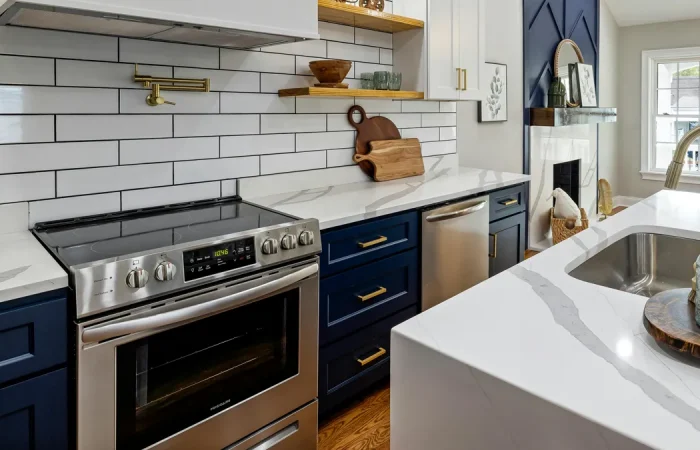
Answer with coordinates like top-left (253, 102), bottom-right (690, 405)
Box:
top-left (225, 401), bottom-right (317, 450)
top-left (320, 250), bottom-right (418, 345)
top-left (489, 184), bottom-right (526, 222)
top-left (320, 211), bottom-right (419, 276)
top-left (0, 295), bottom-right (67, 385)
top-left (319, 307), bottom-right (416, 415)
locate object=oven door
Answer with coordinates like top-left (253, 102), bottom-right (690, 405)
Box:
top-left (76, 260), bottom-right (319, 450)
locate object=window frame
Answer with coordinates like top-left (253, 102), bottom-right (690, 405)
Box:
top-left (641, 47), bottom-right (700, 184)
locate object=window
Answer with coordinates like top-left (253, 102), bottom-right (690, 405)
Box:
top-left (642, 48), bottom-right (700, 182)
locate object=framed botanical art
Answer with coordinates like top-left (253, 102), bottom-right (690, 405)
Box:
top-left (478, 63), bottom-right (507, 122)
top-left (574, 63), bottom-right (597, 107)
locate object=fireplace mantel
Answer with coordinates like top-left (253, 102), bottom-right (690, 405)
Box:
top-left (529, 107), bottom-right (617, 127)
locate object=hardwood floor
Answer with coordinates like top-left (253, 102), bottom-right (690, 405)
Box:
top-left (319, 383), bottom-right (391, 450)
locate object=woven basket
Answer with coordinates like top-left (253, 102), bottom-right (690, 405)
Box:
top-left (551, 208), bottom-right (589, 245)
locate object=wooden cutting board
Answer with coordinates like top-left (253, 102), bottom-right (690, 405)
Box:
top-left (353, 138), bottom-right (425, 182)
top-left (348, 105), bottom-right (401, 177)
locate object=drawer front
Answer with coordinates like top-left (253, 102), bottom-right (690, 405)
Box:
top-left (0, 296), bottom-right (67, 385)
top-left (320, 211), bottom-right (419, 276)
top-left (0, 368), bottom-right (68, 450)
top-left (489, 184), bottom-right (526, 222)
top-left (319, 307), bottom-right (416, 416)
top-left (320, 250), bottom-right (418, 346)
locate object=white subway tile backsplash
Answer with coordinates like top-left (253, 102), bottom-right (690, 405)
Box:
top-left (239, 166), bottom-right (367, 197)
top-left (29, 193), bottom-right (120, 226)
top-left (56, 60), bottom-right (171, 88)
top-left (221, 49), bottom-right (295, 74)
top-left (57, 115), bottom-right (173, 141)
top-left (120, 90), bottom-right (220, 114)
top-left (261, 115), bottom-right (325, 134)
top-left (261, 151), bottom-right (326, 175)
top-left (174, 157), bottom-right (259, 183)
top-left (0, 116), bottom-right (54, 144)
top-left (357, 99), bottom-right (401, 113)
top-left (440, 127), bottom-right (457, 141)
top-left (402, 101), bottom-right (440, 113)
top-left (0, 86), bottom-right (118, 114)
top-left (327, 42), bottom-right (379, 64)
top-left (221, 134), bottom-right (295, 157)
top-left (354, 62), bottom-right (393, 75)
top-left (120, 38), bottom-right (219, 69)
top-left (0, 56), bottom-right (54, 85)
top-left (400, 128), bottom-right (440, 143)
top-left (380, 49), bottom-right (393, 65)
top-left (381, 114), bottom-right (421, 128)
top-left (120, 137), bottom-right (219, 164)
top-left (384, 0), bottom-right (393, 13)
top-left (0, 142), bottom-right (117, 174)
top-left (220, 93), bottom-right (295, 114)
top-left (296, 131), bottom-right (354, 152)
top-left (0, 27), bottom-right (117, 61)
top-left (355, 29), bottom-right (392, 49)
top-left (0, 172), bottom-right (55, 203)
top-left (262, 40), bottom-right (327, 58)
top-left (261, 74), bottom-right (315, 93)
top-left (422, 113), bottom-right (457, 127)
top-left (440, 102), bottom-right (458, 113)
top-left (221, 180), bottom-right (238, 196)
top-left (174, 68), bottom-right (259, 92)
top-left (327, 114), bottom-right (358, 131)
top-left (0, 202), bottom-right (28, 233)
top-left (174, 115), bottom-right (259, 137)
top-left (318, 22), bottom-right (355, 43)
top-left (122, 182), bottom-right (221, 210)
top-left (57, 163), bottom-right (173, 197)
top-left (296, 98), bottom-right (355, 114)
top-left (326, 148), bottom-right (355, 168)
top-left (422, 140), bottom-right (457, 157)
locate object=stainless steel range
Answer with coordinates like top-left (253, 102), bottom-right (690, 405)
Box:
top-left (32, 197), bottom-right (321, 450)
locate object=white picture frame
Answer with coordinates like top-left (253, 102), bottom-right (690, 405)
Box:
top-left (478, 63), bottom-right (508, 122)
top-left (574, 63), bottom-right (597, 107)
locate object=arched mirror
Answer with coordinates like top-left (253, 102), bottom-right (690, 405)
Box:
top-left (554, 39), bottom-right (584, 107)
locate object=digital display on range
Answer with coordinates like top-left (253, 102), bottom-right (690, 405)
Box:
top-left (183, 237), bottom-right (256, 281)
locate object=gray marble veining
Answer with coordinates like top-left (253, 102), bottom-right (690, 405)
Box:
top-left (0, 265), bottom-right (30, 284)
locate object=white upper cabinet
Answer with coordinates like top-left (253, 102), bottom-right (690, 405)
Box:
top-left (0, 0), bottom-right (319, 48)
top-left (457, 0), bottom-right (485, 100)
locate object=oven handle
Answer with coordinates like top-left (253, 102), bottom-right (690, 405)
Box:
top-left (82, 263), bottom-right (319, 344)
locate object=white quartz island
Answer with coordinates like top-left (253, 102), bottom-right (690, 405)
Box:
top-left (392, 190), bottom-right (700, 450)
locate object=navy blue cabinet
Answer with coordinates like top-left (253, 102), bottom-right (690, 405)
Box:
top-left (489, 185), bottom-right (527, 277)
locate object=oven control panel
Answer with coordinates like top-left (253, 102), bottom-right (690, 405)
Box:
top-left (183, 237), bottom-right (256, 282)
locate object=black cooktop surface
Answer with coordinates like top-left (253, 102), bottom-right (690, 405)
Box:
top-left (33, 197), bottom-right (297, 267)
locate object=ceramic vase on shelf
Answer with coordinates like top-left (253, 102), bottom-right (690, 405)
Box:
top-left (548, 77), bottom-right (567, 108)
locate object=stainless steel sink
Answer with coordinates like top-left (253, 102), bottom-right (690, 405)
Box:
top-left (568, 233), bottom-right (700, 298)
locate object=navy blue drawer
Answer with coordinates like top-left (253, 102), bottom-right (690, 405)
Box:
top-left (319, 307), bottom-right (416, 416)
top-left (0, 368), bottom-right (68, 450)
top-left (489, 184), bottom-right (526, 222)
top-left (320, 211), bottom-right (419, 276)
top-left (0, 295), bottom-right (67, 385)
top-left (320, 250), bottom-right (418, 346)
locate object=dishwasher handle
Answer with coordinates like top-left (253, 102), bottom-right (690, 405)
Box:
top-left (425, 201), bottom-right (487, 223)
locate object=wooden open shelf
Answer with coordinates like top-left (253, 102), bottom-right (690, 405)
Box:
top-left (279, 87), bottom-right (424, 99)
top-left (318, 0), bottom-right (424, 33)
top-left (529, 107), bottom-right (617, 127)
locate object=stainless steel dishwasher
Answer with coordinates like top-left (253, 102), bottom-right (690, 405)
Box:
top-left (421, 196), bottom-right (490, 311)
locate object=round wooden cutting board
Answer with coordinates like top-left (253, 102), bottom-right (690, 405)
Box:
top-left (644, 288), bottom-right (700, 358)
top-left (348, 105), bottom-right (401, 177)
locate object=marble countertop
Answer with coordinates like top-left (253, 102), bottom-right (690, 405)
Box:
top-left (0, 231), bottom-right (68, 304)
top-left (393, 190), bottom-right (700, 449)
top-left (249, 162), bottom-right (531, 230)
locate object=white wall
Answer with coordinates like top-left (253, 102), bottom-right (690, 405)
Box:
top-left (456, 0), bottom-right (523, 174)
top-left (618, 18), bottom-right (700, 198)
top-left (599, 0), bottom-right (620, 190)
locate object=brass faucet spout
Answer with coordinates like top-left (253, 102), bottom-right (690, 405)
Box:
top-left (665, 126), bottom-right (700, 190)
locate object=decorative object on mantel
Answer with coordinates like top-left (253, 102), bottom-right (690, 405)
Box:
top-left (598, 179), bottom-right (613, 219)
top-left (529, 107), bottom-right (617, 127)
top-left (643, 287), bottom-right (700, 359)
top-left (573, 63), bottom-right (598, 107)
top-left (554, 39), bottom-right (585, 108)
top-left (133, 64), bottom-right (210, 106)
top-left (309, 60), bottom-right (352, 89)
top-left (353, 138), bottom-right (425, 181)
top-left (478, 63), bottom-right (508, 122)
top-left (547, 77), bottom-right (567, 108)
top-left (348, 105), bottom-right (401, 177)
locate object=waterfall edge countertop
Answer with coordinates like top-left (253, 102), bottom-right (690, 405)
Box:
top-left (248, 165), bottom-right (531, 230)
top-left (0, 231), bottom-right (68, 304)
top-left (392, 190), bottom-right (700, 450)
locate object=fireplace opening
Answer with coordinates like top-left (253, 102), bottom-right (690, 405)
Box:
top-left (553, 160), bottom-right (580, 206)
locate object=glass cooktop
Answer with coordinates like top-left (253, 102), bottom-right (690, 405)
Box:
top-left (33, 197), bottom-right (297, 267)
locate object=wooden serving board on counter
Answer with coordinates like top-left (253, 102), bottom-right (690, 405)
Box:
top-left (353, 138), bottom-right (425, 182)
top-left (348, 105), bottom-right (401, 177)
top-left (644, 288), bottom-right (700, 358)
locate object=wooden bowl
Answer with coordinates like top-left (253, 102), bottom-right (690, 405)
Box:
top-left (309, 60), bottom-right (352, 84)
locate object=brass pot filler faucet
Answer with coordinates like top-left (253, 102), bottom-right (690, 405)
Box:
top-left (133, 64), bottom-right (211, 106)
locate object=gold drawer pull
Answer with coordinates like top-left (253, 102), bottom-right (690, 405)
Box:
top-left (357, 236), bottom-right (388, 249)
top-left (357, 347), bottom-right (387, 367)
top-left (462, 69), bottom-right (467, 91)
top-left (456, 67), bottom-right (462, 90)
top-left (500, 199), bottom-right (518, 206)
top-left (357, 287), bottom-right (387, 302)
top-left (489, 233), bottom-right (498, 259)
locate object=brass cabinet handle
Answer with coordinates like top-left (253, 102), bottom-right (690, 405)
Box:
top-left (456, 67), bottom-right (462, 90)
top-left (462, 69), bottom-right (467, 91)
top-left (500, 199), bottom-right (518, 206)
top-left (357, 236), bottom-right (388, 249)
top-left (357, 347), bottom-right (387, 367)
top-left (489, 233), bottom-right (498, 259)
top-left (356, 286), bottom-right (387, 302)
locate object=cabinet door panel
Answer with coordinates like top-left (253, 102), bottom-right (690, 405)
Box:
top-left (458, 0), bottom-right (486, 100)
top-left (489, 212), bottom-right (526, 277)
top-left (427, 0), bottom-right (460, 100)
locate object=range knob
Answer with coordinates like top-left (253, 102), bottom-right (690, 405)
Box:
top-left (262, 238), bottom-right (279, 255)
top-left (126, 268), bottom-right (149, 289)
top-left (154, 261), bottom-right (177, 282)
top-left (299, 230), bottom-right (315, 246)
top-left (281, 234), bottom-right (298, 250)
